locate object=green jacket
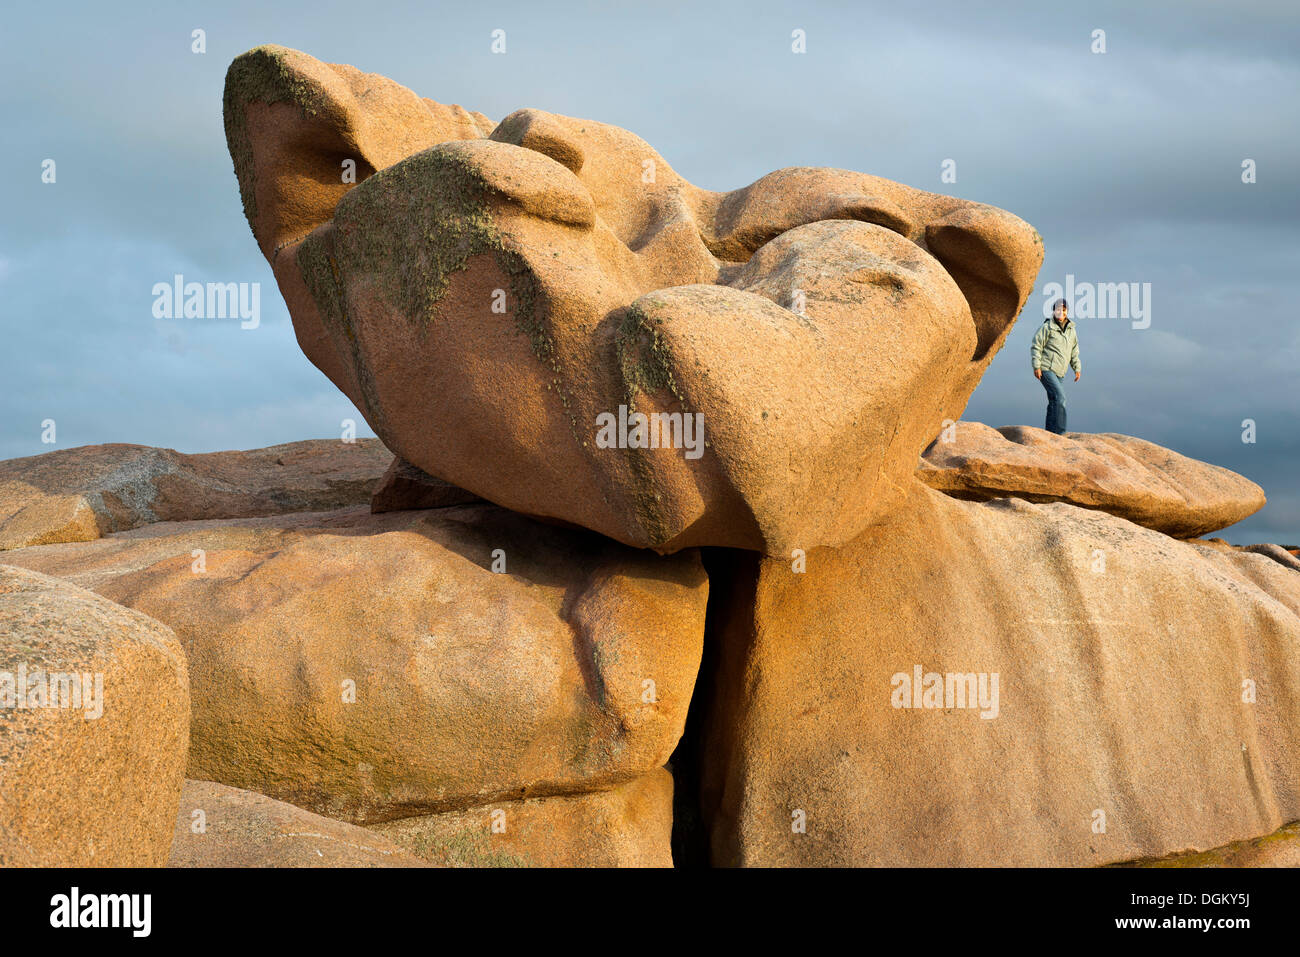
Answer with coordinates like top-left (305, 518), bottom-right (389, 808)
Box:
top-left (1030, 317), bottom-right (1081, 376)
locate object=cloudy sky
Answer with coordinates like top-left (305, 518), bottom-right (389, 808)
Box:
top-left (2, 1), bottom-right (1296, 544)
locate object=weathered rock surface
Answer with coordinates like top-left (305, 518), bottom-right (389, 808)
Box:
top-left (0, 439), bottom-right (391, 551)
top-left (170, 780), bottom-right (427, 867)
top-left (370, 457), bottom-right (483, 513)
top-left (1192, 537), bottom-right (1300, 575)
top-left (0, 565), bottom-right (189, 866)
top-left (918, 422), bottom-right (1266, 538)
top-left (222, 44), bottom-right (494, 260)
top-left (225, 45), bottom-right (1043, 555)
top-left (372, 768), bottom-right (673, 867)
top-left (1117, 820), bottom-right (1300, 868)
top-left (6, 504), bottom-right (707, 825)
top-left (701, 483), bottom-right (1300, 867)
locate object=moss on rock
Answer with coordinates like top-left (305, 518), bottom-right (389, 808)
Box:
top-left (298, 144), bottom-right (588, 441)
top-left (223, 45), bottom-right (333, 226)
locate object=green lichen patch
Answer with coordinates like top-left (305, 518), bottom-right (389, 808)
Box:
top-left (223, 45), bottom-right (333, 226)
top-left (298, 144), bottom-right (585, 441)
top-left (316, 149), bottom-right (524, 333)
top-left (1110, 819), bottom-right (1300, 868)
top-left (296, 231), bottom-right (351, 341)
top-left (297, 226), bottom-right (390, 437)
top-left (610, 299), bottom-right (696, 546)
top-left (614, 300), bottom-right (689, 414)
top-left (404, 825), bottom-right (533, 868)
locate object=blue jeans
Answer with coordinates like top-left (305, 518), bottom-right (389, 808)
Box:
top-left (1040, 372), bottom-right (1067, 434)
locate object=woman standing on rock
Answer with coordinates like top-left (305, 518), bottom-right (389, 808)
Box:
top-left (1031, 298), bottom-right (1081, 434)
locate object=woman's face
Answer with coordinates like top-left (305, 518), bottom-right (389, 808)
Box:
top-left (1054, 303), bottom-right (1067, 320)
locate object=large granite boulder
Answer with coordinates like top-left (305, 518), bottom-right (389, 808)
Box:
top-left (6, 504), bottom-right (707, 826)
top-left (0, 565), bottom-right (189, 866)
top-left (224, 45), bottom-right (1043, 555)
top-left (918, 421), bottom-right (1266, 537)
top-left (700, 482), bottom-right (1300, 867)
top-left (0, 439), bottom-right (391, 550)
